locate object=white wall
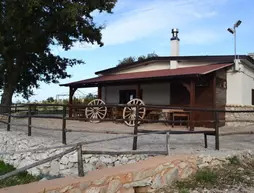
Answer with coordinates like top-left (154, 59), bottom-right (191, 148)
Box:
top-left (226, 64), bottom-right (254, 105)
top-left (242, 65), bottom-right (254, 105)
top-left (178, 61), bottom-right (215, 68)
top-left (226, 71), bottom-right (243, 105)
top-left (102, 83), bottom-right (171, 105)
top-left (115, 61), bottom-right (170, 74)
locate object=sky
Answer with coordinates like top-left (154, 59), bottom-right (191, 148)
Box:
top-left (14, 0), bottom-right (254, 102)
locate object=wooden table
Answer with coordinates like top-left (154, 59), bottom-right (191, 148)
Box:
top-left (162, 109), bottom-right (190, 128)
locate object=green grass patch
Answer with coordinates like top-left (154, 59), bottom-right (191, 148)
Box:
top-left (227, 156), bottom-right (240, 165)
top-left (159, 159), bottom-right (254, 193)
top-left (195, 169), bottom-right (217, 184)
top-left (0, 160), bottom-right (40, 188)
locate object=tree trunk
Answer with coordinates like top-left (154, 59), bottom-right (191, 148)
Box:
top-left (0, 85), bottom-right (14, 113)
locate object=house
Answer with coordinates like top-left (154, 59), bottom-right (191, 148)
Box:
top-left (60, 29), bottom-right (254, 128)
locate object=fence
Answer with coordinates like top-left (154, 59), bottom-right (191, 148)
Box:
top-left (0, 103), bottom-right (254, 180)
top-left (0, 103), bottom-right (222, 150)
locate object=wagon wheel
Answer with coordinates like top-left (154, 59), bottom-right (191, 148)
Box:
top-left (123, 99), bottom-right (146, 127)
top-left (85, 99), bottom-right (107, 123)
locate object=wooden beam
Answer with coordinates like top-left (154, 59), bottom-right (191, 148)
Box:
top-left (136, 84), bottom-right (141, 99)
top-left (212, 73), bottom-right (216, 108)
top-left (190, 80), bottom-right (195, 131)
top-left (69, 87), bottom-right (77, 118)
top-left (181, 81), bottom-right (191, 93)
top-left (98, 86), bottom-right (102, 99)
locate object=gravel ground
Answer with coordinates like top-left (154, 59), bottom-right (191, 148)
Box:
top-left (0, 118), bottom-right (254, 155)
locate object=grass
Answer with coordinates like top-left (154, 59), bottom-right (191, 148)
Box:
top-left (158, 157), bottom-right (254, 193)
top-left (0, 160), bottom-right (41, 188)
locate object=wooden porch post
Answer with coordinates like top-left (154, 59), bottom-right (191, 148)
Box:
top-left (69, 87), bottom-right (77, 118)
top-left (98, 86), bottom-right (102, 99)
top-left (190, 80), bottom-right (196, 131)
top-left (136, 84), bottom-right (141, 99)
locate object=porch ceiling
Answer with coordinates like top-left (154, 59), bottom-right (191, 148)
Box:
top-left (60, 63), bottom-right (232, 88)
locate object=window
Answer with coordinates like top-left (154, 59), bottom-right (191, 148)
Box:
top-left (119, 90), bottom-right (142, 104)
top-left (252, 89), bottom-right (254, 105)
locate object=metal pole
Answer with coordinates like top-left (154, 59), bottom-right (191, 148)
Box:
top-left (234, 27), bottom-right (237, 60)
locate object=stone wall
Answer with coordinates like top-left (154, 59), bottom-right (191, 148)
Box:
top-left (3, 150), bottom-right (254, 193)
top-left (225, 105), bottom-right (254, 126)
top-left (0, 131), bottom-right (149, 178)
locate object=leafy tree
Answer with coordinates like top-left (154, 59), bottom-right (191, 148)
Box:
top-left (0, 0), bottom-right (117, 107)
top-left (117, 52), bottom-right (158, 66)
top-left (46, 97), bottom-right (54, 103)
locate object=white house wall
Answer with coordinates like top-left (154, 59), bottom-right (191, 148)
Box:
top-left (102, 83), bottom-right (171, 105)
top-left (115, 61), bottom-right (170, 74)
top-left (242, 65), bottom-right (254, 105)
top-left (115, 61), bottom-right (216, 75)
top-left (178, 61), bottom-right (215, 68)
top-left (226, 65), bottom-right (254, 105)
top-left (226, 71), bottom-right (243, 105)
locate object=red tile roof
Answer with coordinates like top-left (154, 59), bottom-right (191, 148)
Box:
top-left (60, 63), bottom-right (232, 87)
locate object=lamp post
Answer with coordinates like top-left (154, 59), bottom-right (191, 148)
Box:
top-left (227, 20), bottom-right (242, 60)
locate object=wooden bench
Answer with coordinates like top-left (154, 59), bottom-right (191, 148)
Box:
top-left (162, 109), bottom-right (190, 128)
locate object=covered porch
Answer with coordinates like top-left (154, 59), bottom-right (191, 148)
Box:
top-left (60, 63), bottom-right (231, 129)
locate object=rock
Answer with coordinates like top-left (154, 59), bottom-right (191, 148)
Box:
top-left (180, 167), bottom-right (194, 179)
top-left (67, 162), bottom-right (74, 169)
top-left (83, 163), bottom-right (96, 174)
top-left (59, 186), bottom-right (73, 193)
top-left (121, 157), bottom-right (129, 164)
top-left (95, 161), bottom-right (106, 170)
top-left (128, 160), bottom-right (136, 164)
top-left (89, 157), bottom-right (99, 164)
top-left (69, 188), bottom-right (82, 193)
top-left (178, 162), bottom-right (188, 169)
top-left (69, 152), bottom-right (78, 163)
top-left (163, 167), bottom-right (178, 185)
top-left (100, 156), bottom-right (113, 164)
top-left (115, 161), bottom-right (122, 166)
top-left (83, 154), bottom-right (93, 159)
top-left (60, 156), bottom-right (69, 165)
top-left (85, 186), bottom-right (107, 193)
top-left (18, 158), bottom-right (34, 168)
top-left (107, 179), bottom-right (122, 193)
top-left (198, 163), bottom-right (209, 169)
top-left (79, 182), bottom-right (92, 191)
top-left (40, 177), bottom-right (48, 181)
top-left (151, 174), bottom-right (163, 189)
top-left (60, 164), bottom-right (66, 170)
top-left (50, 160), bottom-right (60, 176)
top-left (28, 167), bottom-right (41, 176)
top-left (123, 177), bottom-right (153, 188)
top-left (117, 187), bottom-right (135, 193)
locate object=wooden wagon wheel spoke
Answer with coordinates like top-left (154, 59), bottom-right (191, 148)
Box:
top-left (85, 99), bottom-right (107, 123)
top-left (123, 98), bottom-right (146, 127)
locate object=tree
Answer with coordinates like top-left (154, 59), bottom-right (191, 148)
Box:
top-left (0, 0), bottom-right (117, 107)
top-left (46, 97), bottom-right (54, 103)
top-left (117, 52), bottom-right (158, 66)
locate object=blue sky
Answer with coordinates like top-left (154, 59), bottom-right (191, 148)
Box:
top-left (15, 0), bottom-right (254, 102)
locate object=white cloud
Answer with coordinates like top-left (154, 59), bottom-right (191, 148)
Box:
top-left (69, 0), bottom-right (228, 50)
top-left (181, 29), bottom-right (225, 45)
top-left (100, 0), bottom-right (225, 46)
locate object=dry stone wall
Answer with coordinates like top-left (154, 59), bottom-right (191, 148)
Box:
top-left (225, 105), bottom-right (254, 126)
top-left (0, 131), bottom-right (149, 178)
